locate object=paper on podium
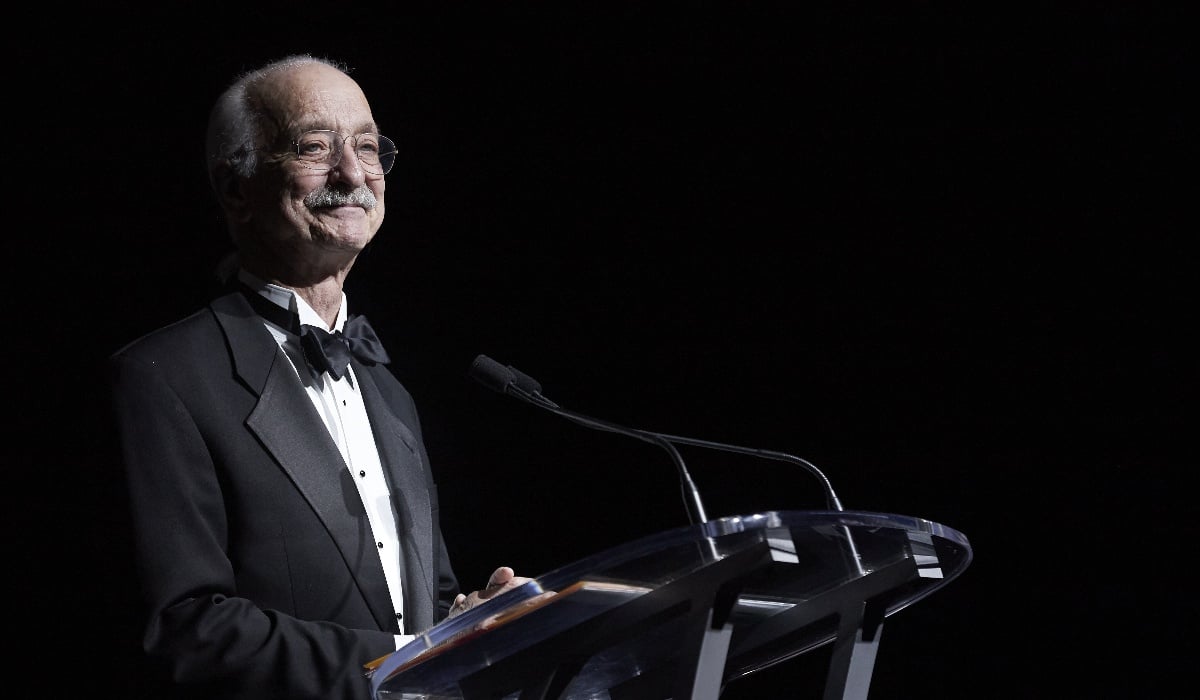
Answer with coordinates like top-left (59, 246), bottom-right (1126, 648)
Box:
top-left (366, 578), bottom-right (653, 686)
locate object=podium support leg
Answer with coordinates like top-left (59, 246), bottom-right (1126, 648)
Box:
top-left (686, 609), bottom-right (732, 700)
top-left (822, 600), bottom-right (884, 700)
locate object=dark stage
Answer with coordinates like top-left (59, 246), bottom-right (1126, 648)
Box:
top-left (12, 4), bottom-right (1187, 698)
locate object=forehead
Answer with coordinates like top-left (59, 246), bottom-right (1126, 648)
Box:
top-left (258, 63), bottom-right (377, 135)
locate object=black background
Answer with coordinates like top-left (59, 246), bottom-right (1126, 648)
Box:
top-left (11, 3), bottom-right (1189, 698)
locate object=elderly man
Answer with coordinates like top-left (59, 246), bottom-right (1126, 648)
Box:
top-left (109, 54), bottom-right (522, 700)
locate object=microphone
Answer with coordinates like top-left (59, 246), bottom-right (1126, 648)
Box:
top-left (470, 355), bottom-right (546, 399)
top-left (468, 355), bottom-right (845, 513)
top-left (468, 355), bottom-right (710, 524)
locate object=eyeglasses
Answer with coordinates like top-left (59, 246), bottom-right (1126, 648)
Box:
top-left (290, 130), bottom-right (397, 176)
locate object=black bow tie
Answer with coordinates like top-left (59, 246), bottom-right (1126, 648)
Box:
top-left (299, 316), bottom-right (391, 380)
top-left (239, 286), bottom-right (390, 380)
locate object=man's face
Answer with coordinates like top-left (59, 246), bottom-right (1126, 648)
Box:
top-left (239, 63), bottom-right (387, 272)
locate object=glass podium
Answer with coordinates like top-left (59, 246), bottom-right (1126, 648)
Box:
top-left (369, 510), bottom-right (972, 700)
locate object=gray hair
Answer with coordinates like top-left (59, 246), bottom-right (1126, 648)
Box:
top-left (204, 54), bottom-right (352, 192)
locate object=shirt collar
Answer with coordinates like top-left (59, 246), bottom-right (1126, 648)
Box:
top-left (237, 269), bottom-right (348, 333)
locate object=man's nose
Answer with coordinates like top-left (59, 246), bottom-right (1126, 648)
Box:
top-left (329, 140), bottom-right (367, 185)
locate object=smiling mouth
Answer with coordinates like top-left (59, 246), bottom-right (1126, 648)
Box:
top-left (313, 205), bottom-right (370, 218)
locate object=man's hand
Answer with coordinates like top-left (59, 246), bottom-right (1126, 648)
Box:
top-left (448, 566), bottom-right (530, 618)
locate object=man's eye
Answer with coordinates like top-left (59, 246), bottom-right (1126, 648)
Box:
top-left (299, 141), bottom-right (331, 157)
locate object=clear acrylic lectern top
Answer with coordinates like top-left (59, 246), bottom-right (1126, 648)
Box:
top-left (369, 510), bottom-right (971, 700)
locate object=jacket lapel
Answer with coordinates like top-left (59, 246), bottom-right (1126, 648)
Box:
top-left (355, 363), bottom-right (437, 632)
top-left (210, 292), bottom-right (398, 632)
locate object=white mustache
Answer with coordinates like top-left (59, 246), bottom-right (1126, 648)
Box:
top-left (305, 185), bottom-right (378, 210)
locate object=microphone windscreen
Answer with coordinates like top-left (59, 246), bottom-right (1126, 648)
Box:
top-left (469, 355), bottom-right (514, 393)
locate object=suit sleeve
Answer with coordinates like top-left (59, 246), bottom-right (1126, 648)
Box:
top-left (109, 350), bottom-right (395, 700)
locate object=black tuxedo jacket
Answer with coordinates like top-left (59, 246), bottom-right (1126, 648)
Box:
top-left (109, 290), bottom-right (459, 700)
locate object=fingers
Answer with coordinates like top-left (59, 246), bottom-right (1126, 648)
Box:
top-left (448, 593), bottom-right (469, 618)
top-left (449, 567), bottom-right (530, 619)
top-left (486, 566), bottom-right (515, 588)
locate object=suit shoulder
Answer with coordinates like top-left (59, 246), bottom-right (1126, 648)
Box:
top-left (109, 306), bottom-right (222, 365)
top-left (111, 291), bottom-right (252, 363)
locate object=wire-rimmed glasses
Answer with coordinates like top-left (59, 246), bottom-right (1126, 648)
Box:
top-left (291, 130), bottom-right (397, 176)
